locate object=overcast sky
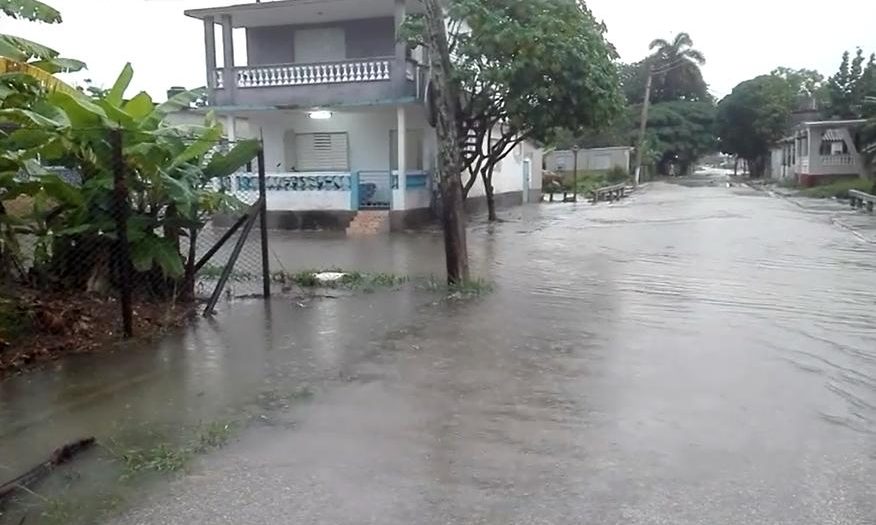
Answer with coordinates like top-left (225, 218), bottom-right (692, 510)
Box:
top-left (5, 0), bottom-right (876, 101)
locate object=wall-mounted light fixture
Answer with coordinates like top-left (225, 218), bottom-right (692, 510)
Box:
top-left (307, 110), bottom-right (332, 120)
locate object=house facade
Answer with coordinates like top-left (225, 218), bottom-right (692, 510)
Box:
top-left (184, 0), bottom-right (542, 231)
top-left (769, 119), bottom-right (867, 186)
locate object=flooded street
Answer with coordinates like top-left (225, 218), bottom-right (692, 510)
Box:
top-left (3, 177), bottom-right (876, 524)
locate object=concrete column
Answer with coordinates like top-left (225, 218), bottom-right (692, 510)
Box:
top-left (393, 0), bottom-right (408, 92)
top-left (204, 17), bottom-right (217, 102)
top-left (396, 105), bottom-right (407, 210)
top-left (226, 114), bottom-right (236, 142)
top-left (221, 14), bottom-right (236, 102)
top-left (808, 128), bottom-right (821, 171)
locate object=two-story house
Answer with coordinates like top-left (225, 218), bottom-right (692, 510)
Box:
top-left (184, 0), bottom-right (542, 232)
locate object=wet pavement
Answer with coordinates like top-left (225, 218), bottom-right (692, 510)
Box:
top-left (3, 176), bottom-right (876, 524)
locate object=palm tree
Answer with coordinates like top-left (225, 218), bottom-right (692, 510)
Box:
top-left (647, 33), bottom-right (707, 102)
top-left (649, 32), bottom-right (706, 68)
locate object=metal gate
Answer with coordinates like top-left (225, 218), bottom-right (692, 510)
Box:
top-left (358, 171), bottom-right (392, 209)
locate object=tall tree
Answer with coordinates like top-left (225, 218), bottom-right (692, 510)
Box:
top-left (645, 101), bottom-right (717, 175)
top-left (421, 0), bottom-right (469, 284)
top-left (647, 32), bottom-right (709, 102)
top-left (827, 48), bottom-right (876, 118)
top-left (407, 0), bottom-right (623, 221)
top-left (716, 75), bottom-right (794, 178)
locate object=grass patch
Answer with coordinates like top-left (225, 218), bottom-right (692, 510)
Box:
top-left (104, 419), bottom-right (237, 479)
top-left (798, 178), bottom-right (873, 199)
top-left (278, 270), bottom-right (408, 290)
top-left (199, 265), bottom-right (408, 291)
top-left (421, 276), bottom-right (494, 298)
top-left (108, 441), bottom-right (191, 478)
top-left (545, 166), bottom-right (630, 195)
top-left (192, 421), bottom-right (235, 453)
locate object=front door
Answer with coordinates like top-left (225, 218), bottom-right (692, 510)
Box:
top-left (522, 159), bottom-right (532, 203)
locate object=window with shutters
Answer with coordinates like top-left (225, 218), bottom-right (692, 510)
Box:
top-left (295, 133), bottom-right (349, 172)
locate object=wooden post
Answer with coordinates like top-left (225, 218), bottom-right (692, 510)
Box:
top-left (110, 130), bottom-right (133, 338)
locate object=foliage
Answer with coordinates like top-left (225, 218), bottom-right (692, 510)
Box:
top-left (0, 0), bottom-right (85, 76)
top-left (862, 96), bottom-right (876, 177)
top-left (716, 75), bottom-right (794, 177)
top-left (798, 178), bottom-right (872, 199)
top-left (0, 63), bottom-right (259, 296)
top-left (0, 0), bottom-right (60, 22)
top-left (644, 101), bottom-right (717, 175)
top-left (635, 33), bottom-right (711, 104)
top-left (771, 67), bottom-right (825, 98)
top-left (826, 48), bottom-right (876, 118)
top-left (548, 168), bottom-right (628, 194)
top-left (406, 0), bottom-right (623, 220)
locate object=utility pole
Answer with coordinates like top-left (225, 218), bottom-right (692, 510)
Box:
top-left (633, 68), bottom-right (653, 186)
top-left (633, 58), bottom-right (688, 185)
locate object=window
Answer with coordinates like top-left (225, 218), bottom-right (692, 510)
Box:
top-left (295, 133), bottom-right (349, 171)
top-left (390, 130), bottom-right (424, 171)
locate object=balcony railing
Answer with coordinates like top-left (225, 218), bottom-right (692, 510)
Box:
top-left (215, 58), bottom-right (393, 89)
top-left (821, 154), bottom-right (856, 167)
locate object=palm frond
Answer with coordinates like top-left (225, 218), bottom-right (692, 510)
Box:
top-left (649, 38), bottom-right (670, 51)
top-left (673, 32), bottom-right (694, 49)
top-left (684, 49), bottom-right (706, 65)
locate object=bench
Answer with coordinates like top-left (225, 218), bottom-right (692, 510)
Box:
top-left (848, 189), bottom-right (876, 213)
top-left (590, 183), bottom-right (628, 204)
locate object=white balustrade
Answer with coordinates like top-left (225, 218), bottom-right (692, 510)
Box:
top-left (231, 59), bottom-right (392, 89)
top-left (214, 69), bottom-right (224, 89)
top-left (821, 154), bottom-right (855, 166)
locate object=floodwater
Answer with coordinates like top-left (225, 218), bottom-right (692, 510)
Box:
top-left (2, 175), bottom-right (876, 524)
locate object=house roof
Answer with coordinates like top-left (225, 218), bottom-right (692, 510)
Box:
top-left (801, 119), bottom-right (867, 128)
top-left (185, 0), bottom-right (424, 27)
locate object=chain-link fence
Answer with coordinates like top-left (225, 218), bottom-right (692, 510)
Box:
top-left (0, 128), bottom-right (269, 362)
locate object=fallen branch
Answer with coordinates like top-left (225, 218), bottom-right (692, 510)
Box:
top-left (0, 437), bottom-right (95, 503)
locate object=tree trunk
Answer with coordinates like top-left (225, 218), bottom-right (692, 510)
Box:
top-left (481, 168), bottom-right (497, 221)
top-left (423, 0), bottom-right (469, 284)
top-left (733, 156), bottom-right (739, 177)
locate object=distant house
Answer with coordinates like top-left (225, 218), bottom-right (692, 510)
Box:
top-left (544, 146), bottom-right (632, 173)
top-left (769, 119), bottom-right (867, 186)
top-left (183, 0), bottom-right (543, 231)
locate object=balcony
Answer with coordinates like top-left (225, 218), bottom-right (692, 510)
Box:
top-left (187, 0), bottom-right (426, 109)
top-left (820, 154), bottom-right (856, 167)
top-left (216, 58), bottom-right (393, 89)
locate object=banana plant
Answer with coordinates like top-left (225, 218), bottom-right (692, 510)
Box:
top-left (0, 63), bottom-right (260, 296)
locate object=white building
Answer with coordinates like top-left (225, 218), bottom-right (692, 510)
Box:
top-left (544, 146), bottom-right (632, 174)
top-left (769, 119), bottom-right (867, 186)
top-left (184, 0), bottom-right (542, 231)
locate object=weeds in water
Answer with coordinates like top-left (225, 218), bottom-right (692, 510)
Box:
top-left (193, 421), bottom-right (235, 453)
top-left (276, 270), bottom-right (407, 290)
top-left (420, 276), bottom-right (494, 297)
top-left (112, 442), bottom-right (190, 477)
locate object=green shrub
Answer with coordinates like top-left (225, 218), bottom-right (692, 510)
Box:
top-left (799, 178), bottom-right (872, 199)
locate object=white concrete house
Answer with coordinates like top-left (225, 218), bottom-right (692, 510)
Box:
top-left (769, 119), bottom-right (867, 186)
top-left (184, 0), bottom-right (542, 231)
top-left (544, 146), bottom-right (632, 174)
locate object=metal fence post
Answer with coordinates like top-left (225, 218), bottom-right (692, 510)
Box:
top-left (110, 129), bottom-right (134, 338)
top-left (257, 146), bottom-right (271, 297)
